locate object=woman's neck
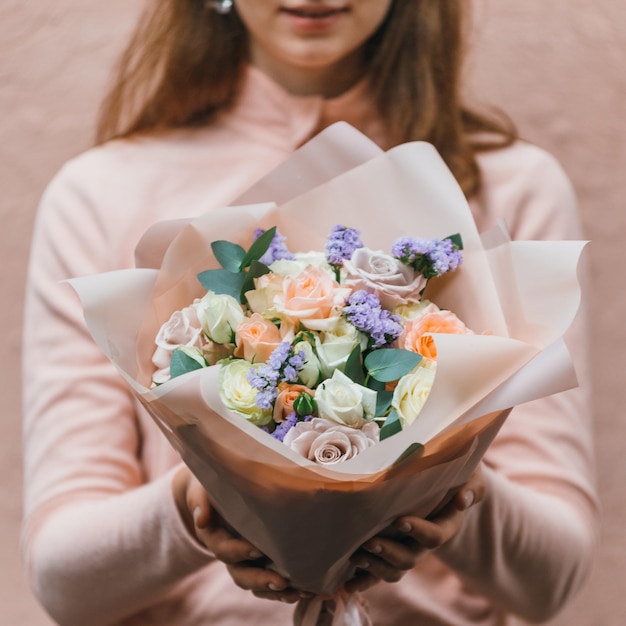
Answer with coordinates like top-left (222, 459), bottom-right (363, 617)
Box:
top-left (249, 48), bottom-right (367, 99)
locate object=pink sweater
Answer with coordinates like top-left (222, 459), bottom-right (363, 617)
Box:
top-left (22, 67), bottom-right (598, 626)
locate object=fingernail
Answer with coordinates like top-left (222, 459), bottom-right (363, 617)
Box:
top-left (398, 522), bottom-right (412, 533)
top-left (268, 583), bottom-right (284, 591)
top-left (365, 543), bottom-right (382, 554)
top-left (248, 550), bottom-right (262, 559)
top-left (299, 591), bottom-right (313, 598)
top-left (193, 506), bottom-right (201, 525)
top-left (462, 490), bottom-right (475, 509)
top-left (355, 559), bottom-right (370, 569)
top-left (280, 596), bottom-right (291, 603)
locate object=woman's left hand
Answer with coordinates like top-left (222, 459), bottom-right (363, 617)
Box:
top-left (345, 467), bottom-right (485, 593)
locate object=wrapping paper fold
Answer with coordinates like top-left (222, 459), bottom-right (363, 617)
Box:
top-left (70, 123), bottom-right (585, 598)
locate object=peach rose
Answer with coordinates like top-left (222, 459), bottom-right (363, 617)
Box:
top-left (399, 304), bottom-right (471, 360)
top-left (234, 313), bottom-right (283, 363)
top-left (273, 383), bottom-right (315, 423)
top-left (278, 266), bottom-right (351, 331)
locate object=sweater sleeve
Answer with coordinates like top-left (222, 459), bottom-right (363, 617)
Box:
top-left (21, 159), bottom-right (213, 626)
top-left (436, 143), bottom-right (599, 622)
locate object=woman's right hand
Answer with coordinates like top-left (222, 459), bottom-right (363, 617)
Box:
top-left (172, 466), bottom-right (305, 604)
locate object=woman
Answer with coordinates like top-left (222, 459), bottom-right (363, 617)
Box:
top-left (22, 1), bottom-right (598, 624)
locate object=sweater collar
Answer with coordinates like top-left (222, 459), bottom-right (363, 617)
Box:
top-left (221, 66), bottom-right (388, 152)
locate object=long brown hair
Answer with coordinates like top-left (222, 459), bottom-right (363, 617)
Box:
top-left (96, 0), bottom-right (515, 197)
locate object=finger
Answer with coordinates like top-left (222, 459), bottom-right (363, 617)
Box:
top-left (186, 475), bottom-right (211, 528)
top-left (350, 550), bottom-right (414, 584)
top-left (253, 589), bottom-right (310, 603)
top-left (226, 563), bottom-right (292, 596)
top-left (197, 525), bottom-right (265, 563)
top-left (453, 467), bottom-right (485, 511)
top-left (395, 505), bottom-right (465, 550)
top-left (360, 536), bottom-right (428, 570)
top-left (343, 569), bottom-right (380, 594)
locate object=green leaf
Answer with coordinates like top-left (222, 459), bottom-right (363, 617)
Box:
top-left (170, 349), bottom-right (204, 379)
top-left (364, 349), bottom-right (422, 383)
top-left (375, 390), bottom-right (393, 418)
top-left (366, 377), bottom-right (386, 392)
top-left (211, 240), bottom-right (246, 273)
top-left (241, 226), bottom-right (277, 268)
top-left (393, 442), bottom-right (424, 465)
top-left (445, 232), bottom-right (463, 250)
top-left (240, 260), bottom-right (271, 304)
top-left (343, 345), bottom-right (365, 385)
top-left (379, 409), bottom-right (402, 441)
top-left (197, 269), bottom-right (246, 300)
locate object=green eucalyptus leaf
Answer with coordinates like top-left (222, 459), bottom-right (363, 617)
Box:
top-left (445, 233), bottom-right (463, 250)
top-left (364, 349), bottom-right (422, 383)
top-left (211, 240), bottom-right (247, 273)
top-left (170, 349), bottom-right (205, 379)
top-left (375, 389), bottom-right (393, 418)
top-left (379, 409), bottom-right (402, 441)
top-left (197, 269), bottom-right (246, 300)
top-left (240, 260), bottom-right (271, 303)
top-left (241, 226), bottom-right (277, 268)
top-left (343, 345), bottom-right (365, 385)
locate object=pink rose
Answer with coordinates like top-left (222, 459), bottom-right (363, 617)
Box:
top-left (234, 313), bottom-right (283, 363)
top-left (283, 418), bottom-right (379, 465)
top-left (343, 248), bottom-right (426, 309)
top-left (152, 305), bottom-right (204, 383)
top-left (278, 266), bottom-right (351, 331)
top-left (399, 303), bottom-right (471, 360)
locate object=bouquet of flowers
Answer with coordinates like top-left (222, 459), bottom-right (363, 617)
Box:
top-left (70, 123), bottom-right (585, 625)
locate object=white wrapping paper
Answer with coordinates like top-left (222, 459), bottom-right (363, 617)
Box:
top-left (69, 124), bottom-right (585, 603)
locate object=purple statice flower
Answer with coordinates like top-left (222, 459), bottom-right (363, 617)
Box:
top-left (272, 412), bottom-right (299, 442)
top-left (247, 341), bottom-right (307, 409)
top-left (325, 225), bottom-right (363, 267)
top-left (392, 237), bottom-right (463, 279)
top-left (343, 290), bottom-right (403, 348)
top-left (253, 227), bottom-right (294, 265)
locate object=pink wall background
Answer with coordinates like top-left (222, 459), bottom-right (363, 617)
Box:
top-left (1, 1), bottom-right (624, 623)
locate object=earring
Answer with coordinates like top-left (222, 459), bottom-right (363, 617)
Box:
top-left (209, 0), bottom-right (233, 14)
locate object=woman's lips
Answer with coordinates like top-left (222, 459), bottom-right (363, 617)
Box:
top-left (280, 5), bottom-right (349, 30)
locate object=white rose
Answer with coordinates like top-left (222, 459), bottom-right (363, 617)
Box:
top-left (314, 319), bottom-right (367, 378)
top-left (284, 418), bottom-right (379, 465)
top-left (393, 299), bottom-right (435, 321)
top-left (392, 362), bottom-right (436, 429)
top-left (197, 291), bottom-right (245, 344)
top-left (218, 360), bottom-right (273, 426)
top-left (269, 251), bottom-right (332, 275)
top-left (314, 369), bottom-right (377, 428)
top-left (152, 305), bottom-right (204, 383)
top-left (343, 247), bottom-right (427, 309)
top-left (294, 340), bottom-right (323, 388)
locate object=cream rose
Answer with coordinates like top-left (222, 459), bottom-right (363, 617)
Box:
top-left (152, 305), bottom-right (204, 383)
top-left (343, 247), bottom-right (427, 309)
top-left (196, 291), bottom-right (245, 344)
top-left (269, 251), bottom-right (331, 276)
top-left (245, 272), bottom-right (286, 318)
top-left (218, 360), bottom-right (273, 426)
top-left (314, 319), bottom-right (367, 378)
top-left (392, 362), bottom-right (436, 429)
top-left (234, 313), bottom-right (282, 363)
top-left (283, 418), bottom-right (379, 465)
top-left (314, 369), bottom-right (377, 428)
